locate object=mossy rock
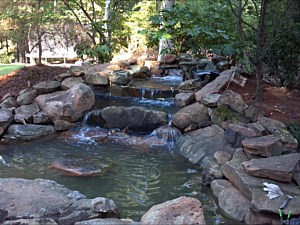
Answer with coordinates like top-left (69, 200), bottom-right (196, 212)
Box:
top-left (211, 104), bottom-right (249, 129)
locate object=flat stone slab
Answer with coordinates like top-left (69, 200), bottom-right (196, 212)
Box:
top-left (51, 154), bottom-right (113, 176)
top-left (0, 178), bottom-right (85, 219)
top-left (242, 153), bottom-right (300, 182)
top-left (222, 149), bottom-right (300, 215)
top-left (176, 125), bottom-right (234, 165)
top-left (242, 135), bottom-right (283, 157)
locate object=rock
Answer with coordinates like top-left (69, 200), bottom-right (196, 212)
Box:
top-left (247, 122), bottom-right (269, 135)
top-left (55, 72), bottom-right (72, 82)
top-left (101, 106), bottom-right (168, 132)
top-left (0, 93), bottom-right (13, 102)
top-left (83, 109), bottom-right (106, 127)
top-left (172, 103), bottom-right (209, 131)
top-left (74, 218), bottom-right (126, 225)
top-left (16, 89), bottom-right (37, 105)
top-left (245, 210), bottom-right (279, 225)
top-left (131, 66), bottom-right (151, 79)
top-left (116, 60), bottom-right (130, 69)
top-left (151, 125), bottom-right (182, 145)
top-left (273, 128), bottom-right (298, 150)
top-left (217, 90), bottom-right (248, 113)
top-left (51, 154), bottom-right (112, 176)
top-left (0, 178), bottom-right (86, 219)
top-left (211, 56), bottom-right (227, 64)
top-left (178, 76), bottom-right (209, 91)
top-left (242, 153), bottom-right (300, 182)
top-left (216, 61), bottom-right (231, 71)
top-left (175, 92), bottom-right (195, 106)
top-left (54, 120), bottom-right (76, 131)
top-left (211, 104), bottom-right (249, 129)
top-left (33, 111), bottom-right (51, 124)
top-left (2, 218), bottom-right (58, 225)
top-left (258, 116), bottom-right (286, 133)
top-left (35, 83), bottom-right (95, 122)
top-left (4, 124), bottom-right (56, 141)
top-left (201, 157), bottom-right (224, 185)
top-left (242, 135), bottom-right (283, 157)
top-left (109, 70), bottom-right (131, 85)
top-left (141, 196), bottom-right (206, 225)
top-left (176, 125), bottom-right (234, 164)
top-left (161, 54), bottom-right (177, 64)
top-left (244, 105), bottom-right (261, 122)
top-left (61, 77), bottom-right (84, 90)
top-left (221, 149), bottom-right (300, 215)
top-left (33, 81), bottom-right (61, 94)
top-left (195, 70), bottom-right (232, 101)
top-left (0, 108), bottom-right (14, 130)
top-left (0, 97), bottom-right (18, 108)
top-left (0, 209), bottom-right (8, 222)
top-left (211, 179), bottom-right (251, 222)
top-left (214, 151), bottom-right (232, 165)
top-left (15, 102), bottom-right (40, 124)
top-left (85, 72), bottom-right (109, 86)
top-left (69, 66), bottom-right (85, 76)
top-left (225, 124), bottom-right (259, 148)
top-left (91, 197), bottom-right (120, 218)
top-left (201, 94), bottom-right (221, 107)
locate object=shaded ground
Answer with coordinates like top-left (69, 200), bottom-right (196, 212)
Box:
top-left (0, 65), bottom-right (67, 97)
top-left (0, 64), bottom-right (299, 125)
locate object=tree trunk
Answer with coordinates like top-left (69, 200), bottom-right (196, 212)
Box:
top-left (255, 0), bottom-right (269, 102)
top-left (104, 0), bottom-right (111, 46)
top-left (157, 0), bottom-right (175, 62)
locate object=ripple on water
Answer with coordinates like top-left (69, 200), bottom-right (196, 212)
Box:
top-left (0, 138), bottom-right (224, 223)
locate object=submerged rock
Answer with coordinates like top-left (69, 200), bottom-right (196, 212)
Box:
top-left (51, 154), bottom-right (113, 176)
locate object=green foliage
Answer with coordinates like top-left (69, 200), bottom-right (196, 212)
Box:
top-left (0, 52), bottom-right (14, 64)
top-left (142, 1), bottom-right (235, 56)
top-left (287, 122), bottom-right (300, 147)
top-left (75, 42), bottom-right (111, 63)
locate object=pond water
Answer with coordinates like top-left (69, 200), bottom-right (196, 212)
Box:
top-left (0, 76), bottom-right (227, 224)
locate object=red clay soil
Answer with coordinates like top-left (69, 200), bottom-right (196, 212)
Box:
top-left (0, 65), bottom-right (299, 125)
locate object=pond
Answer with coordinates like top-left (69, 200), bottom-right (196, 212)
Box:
top-left (0, 76), bottom-right (227, 224)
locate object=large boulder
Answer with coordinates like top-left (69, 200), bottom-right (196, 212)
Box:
top-left (172, 102), bottom-right (209, 131)
top-left (35, 83), bottom-right (95, 122)
top-left (273, 128), bottom-right (298, 150)
top-left (101, 106), bottom-right (168, 132)
top-left (33, 81), bottom-right (61, 95)
top-left (0, 178), bottom-right (85, 220)
top-left (195, 70), bottom-right (232, 101)
top-left (141, 196), bottom-right (206, 225)
top-left (175, 92), bottom-right (195, 106)
top-left (176, 125), bottom-right (234, 165)
top-left (258, 116), bottom-right (286, 133)
top-left (3, 124), bottom-right (56, 141)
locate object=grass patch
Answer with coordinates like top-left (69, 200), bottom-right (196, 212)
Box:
top-left (0, 64), bottom-right (24, 76)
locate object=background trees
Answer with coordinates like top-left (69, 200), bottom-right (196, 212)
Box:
top-left (0, 0), bottom-right (299, 98)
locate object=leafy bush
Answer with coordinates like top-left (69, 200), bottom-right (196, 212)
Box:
top-left (0, 52), bottom-right (14, 64)
top-left (287, 122), bottom-right (300, 147)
